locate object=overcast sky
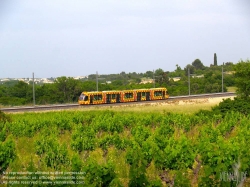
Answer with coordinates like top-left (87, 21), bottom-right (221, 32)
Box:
top-left (0, 0), bottom-right (249, 78)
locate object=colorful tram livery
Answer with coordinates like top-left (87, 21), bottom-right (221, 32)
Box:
top-left (78, 88), bottom-right (169, 105)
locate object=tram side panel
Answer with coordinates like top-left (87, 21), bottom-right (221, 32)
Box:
top-left (150, 88), bottom-right (167, 100)
top-left (121, 90), bottom-right (135, 103)
top-left (134, 90), bottom-right (151, 102)
top-left (104, 91), bottom-right (121, 104)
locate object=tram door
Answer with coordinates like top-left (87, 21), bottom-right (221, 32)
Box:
top-left (137, 92), bottom-right (141, 101)
top-left (90, 95), bottom-right (93, 104)
top-left (146, 92), bottom-right (150, 101)
top-left (163, 91), bottom-right (165, 99)
top-left (116, 94), bottom-right (120, 103)
top-left (106, 94), bottom-right (111, 104)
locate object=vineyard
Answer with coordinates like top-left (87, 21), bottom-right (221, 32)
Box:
top-left (0, 108), bottom-right (250, 186)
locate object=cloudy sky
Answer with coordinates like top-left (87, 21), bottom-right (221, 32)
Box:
top-left (0, 0), bottom-right (249, 78)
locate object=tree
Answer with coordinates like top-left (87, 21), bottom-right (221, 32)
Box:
top-left (154, 69), bottom-right (169, 85)
top-left (54, 76), bottom-right (81, 103)
top-left (184, 64), bottom-right (195, 76)
top-left (214, 53), bottom-right (217, 66)
top-left (35, 84), bottom-right (56, 104)
top-left (144, 71), bottom-right (153, 78)
top-left (192, 59), bottom-right (204, 70)
top-left (154, 68), bottom-right (164, 76)
top-left (191, 83), bottom-right (199, 94)
top-left (11, 81), bottom-right (29, 98)
top-left (234, 60), bottom-right (250, 99)
top-left (176, 64), bottom-right (182, 71)
top-left (212, 83), bottom-right (220, 93)
top-left (120, 71), bottom-right (126, 75)
top-left (169, 64), bottom-right (184, 77)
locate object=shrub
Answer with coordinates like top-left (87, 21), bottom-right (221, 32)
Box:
top-left (0, 111), bottom-right (11, 123)
top-left (212, 97), bottom-right (250, 116)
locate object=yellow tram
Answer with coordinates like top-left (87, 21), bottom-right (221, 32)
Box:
top-left (78, 88), bottom-right (169, 105)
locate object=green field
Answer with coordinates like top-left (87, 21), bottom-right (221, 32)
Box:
top-left (0, 99), bottom-right (250, 186)
top-left (226, 87), bottom-right (237, 92)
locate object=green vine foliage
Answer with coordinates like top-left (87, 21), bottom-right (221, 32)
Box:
top-left (71, 125), bottom-right (96, 152)
top-left (0, 126), bottom-right (6, 142)
top-left (35, 134), bottom-right (69, 170)
top-left (0, 111), bottom-right (11, 123)
top-left (126, 145), bottom-right (149, 187)
top-left (83, 159), bottom-right (117, 186)
top-left (1, 106), bottom-right (250, 185)
top-left (0, 112), bottom-right (15, 174)
top-left (0, 137), bottom-right (16, 173)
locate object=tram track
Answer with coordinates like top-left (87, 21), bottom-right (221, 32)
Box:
top-left (0, 92), bottom-right (236, 113)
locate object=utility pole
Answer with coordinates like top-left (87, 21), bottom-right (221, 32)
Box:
top-left (222, 65), bottom-right (224, 93)
top-left (33, 72), bottom-right (35, 106)
top-left (96, 71), bottom-right (105, 91)
top-left (96, 71), bottom-right (98, 92)
top-left (188, 68), bottom-right (190, 95)
top-left (153, 70), bottom-right (155, 88)
top-left (152, 70), bottom-right (161, 88)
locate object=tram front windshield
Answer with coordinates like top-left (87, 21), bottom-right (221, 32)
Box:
top-left (79, 94), bottom-right (88, 101)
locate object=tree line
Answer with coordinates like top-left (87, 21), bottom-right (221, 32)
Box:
top-left (0, 59), bottom-right (241, 106)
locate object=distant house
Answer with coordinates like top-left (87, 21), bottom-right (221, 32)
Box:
top-left (0, 78), bottom-right (10, 82)
top-left (74, 76), bottom-right (88, 80)
top-left (172, 77), bottom-right (181, 82)
top-left (17, 78), bottom-right (25, 81)
top-left (192, 75), bottom-right (204, 78)
top-left (224, 71), bottom-right (235, 75)
top-left (41, 78), bottom-right (54, 84)
top-left (140, 78), bottom-right (153, 84)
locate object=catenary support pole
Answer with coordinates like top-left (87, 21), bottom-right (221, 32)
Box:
top-left (96, 71), bottom-right (98, 91)
top-left (188, 68), bottom-right (190, 95)
top-left (153, 70), bottom-right (155, 88)
top-left (33, 72), bottom-right (35, 106)
top-left (222, 66), bottom-right (224, 93)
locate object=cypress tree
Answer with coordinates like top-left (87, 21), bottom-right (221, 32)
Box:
top-left (214, 53), bottom-right (217, 66)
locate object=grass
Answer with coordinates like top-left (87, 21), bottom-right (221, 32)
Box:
top-left (8, 136), bottom-right (38, 172)
top-left (227, 86), bottom-right (237, 92)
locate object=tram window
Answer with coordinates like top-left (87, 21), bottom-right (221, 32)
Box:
top-left (79, 95), bottom-right (84, 100)
top-left (154, 91), bottom-right (162, 96)
top-left (94, 95), bottom-right (102, 100)
top-left (125, 93), bottom-right (133, 98)
top-left (141, 92), bottom-right (146, 97)
top-left (112, 94), bottom-right (116, 99)
top-left (84, 96), bottom-right (88, 101)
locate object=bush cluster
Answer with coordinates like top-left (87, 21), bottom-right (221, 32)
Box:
top-left (196, 97), bottom-right (250, 117)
